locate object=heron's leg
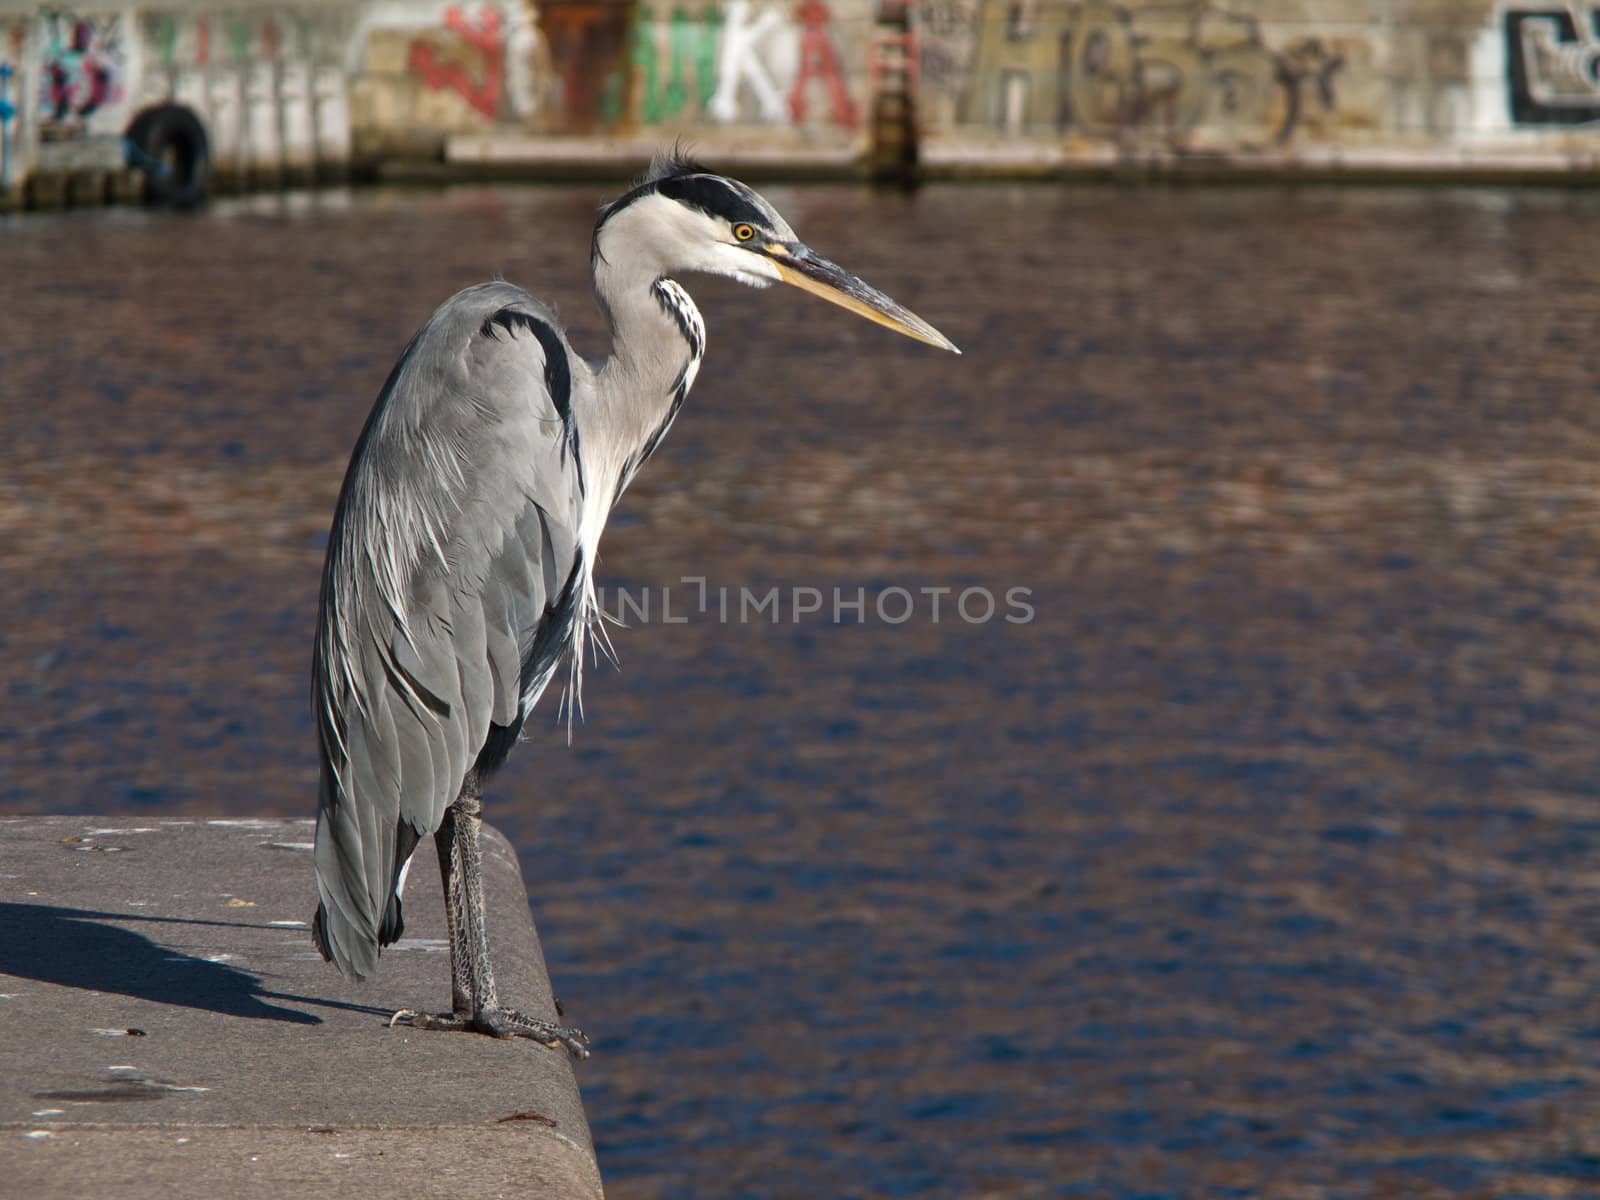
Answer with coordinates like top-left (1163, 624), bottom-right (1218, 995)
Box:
top-left (436, 790), bottom-right (474, 1017)
top-left (389, 779), bottom-right (478, 1030)
top-left (392, 775), bottom-right (477, 1020)
top-left (453, 793), bottom-right (590, 1056)
top-left (391, 776), bottom-right (589, 1058)
top-left (450, 781), bottom-right (501, 1012)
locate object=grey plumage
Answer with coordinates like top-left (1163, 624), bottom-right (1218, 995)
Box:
top-left (310, 152), bottom-right (957, 1050)
top-left (312, 281), bottom-right (585, 978)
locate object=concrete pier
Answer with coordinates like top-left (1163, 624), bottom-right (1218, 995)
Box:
top-left (0, 817), bottom-right (602, 1200)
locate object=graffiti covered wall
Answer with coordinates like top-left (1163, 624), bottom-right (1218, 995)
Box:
top-left (599, 0), bottom-right (865, 132)
top-left (912, 0), bottom-right (1600, 163)
top-left (11, 8), bottom-right (145, 181)
top-left (181, 1), bottom-right (1600, 165)
top-left (348, 0), bottom-right (872, 152)
top-left (1, 17), bottom-right (30, 191)
top-left (38, 8), bottom-right (132, 141)
top-left (350, 0), bottom-right (539, 156)
top-left (12, 2), bottom-right (1600, 192)
top-left (975, 2), bottom-right (1341, 149)
top-left (1504, 3), bottom-right (1600, 124)
top-left (915, 0), bottom-right (1359, 152)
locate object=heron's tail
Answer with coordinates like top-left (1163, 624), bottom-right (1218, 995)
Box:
top-left (312, 788), bottom-right (385, 979)
top-left (312, 778), bottom-right (417, 979)
top-left (311, 896), bottom-right (404, 974)
top-left (310, 895), bottom-right (378, 980)
top-left (311, 901), bottom-right (337, 964)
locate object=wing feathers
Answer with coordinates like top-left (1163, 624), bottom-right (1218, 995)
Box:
top-left (480, 575), bottom-right (522, 727)
top-left (312, 283), bottom-right (585, 978)
top-left (451, 592), bottom-right (494, 768)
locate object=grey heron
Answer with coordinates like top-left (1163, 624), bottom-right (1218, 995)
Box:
top-left (310, 152), bottom-right (958, 1056)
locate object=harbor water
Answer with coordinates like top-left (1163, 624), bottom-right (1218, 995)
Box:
top-left (5, 182), bottom-right (1600, 1197)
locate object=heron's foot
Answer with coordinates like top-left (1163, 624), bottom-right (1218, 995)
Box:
top-left (476, 1006), bottom-right (591, 1059)
top-left (388, 1006), bottom-right (590, 1058)
top-left (389, 1007), bottom-right (472, 1032)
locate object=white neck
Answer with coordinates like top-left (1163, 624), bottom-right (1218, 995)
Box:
top-left (588, 203), bottom-right (706, 497)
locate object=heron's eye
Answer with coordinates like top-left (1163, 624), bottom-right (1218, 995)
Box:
top-left (733, 223), bottom-right (755, 242)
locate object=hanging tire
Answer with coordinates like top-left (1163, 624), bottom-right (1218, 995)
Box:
top-left (125, 104), bottom-right (209, 210)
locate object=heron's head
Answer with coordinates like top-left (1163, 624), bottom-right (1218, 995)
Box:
top-left (593, 151), bottom-right (959, 354)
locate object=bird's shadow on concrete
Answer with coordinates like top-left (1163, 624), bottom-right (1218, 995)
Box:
top-left (0, 901), bottom-right (327, 1024)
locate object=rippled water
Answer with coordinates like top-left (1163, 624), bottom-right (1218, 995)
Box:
top-left (7, 182), bottom-right (1600, 1197)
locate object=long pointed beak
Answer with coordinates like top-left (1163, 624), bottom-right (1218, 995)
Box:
top-left (764, 242), bottom-right (960, 354)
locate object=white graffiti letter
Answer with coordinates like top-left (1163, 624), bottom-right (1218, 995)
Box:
top-left (709, 1), bottom-right (787, 124)
top-left (506, 6), bottom-right (539, 119)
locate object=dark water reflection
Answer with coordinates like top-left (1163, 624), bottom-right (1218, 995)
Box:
top-left (7, 183), bottom-right (1600, 1196)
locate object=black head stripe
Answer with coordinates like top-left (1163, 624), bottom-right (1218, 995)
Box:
top-left (593, 160), bottom-right (770, 259)
top-left (654, 174), bottom-right (771, 232)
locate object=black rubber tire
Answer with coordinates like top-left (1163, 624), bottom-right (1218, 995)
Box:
top-left (125, 104), bottom-right (209, 210)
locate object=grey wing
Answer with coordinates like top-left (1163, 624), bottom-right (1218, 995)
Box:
top-left (310, 282), bottom-right (588, 979)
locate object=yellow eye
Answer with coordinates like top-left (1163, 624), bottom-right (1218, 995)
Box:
top-left (733, 223), bottom-right (755, 242)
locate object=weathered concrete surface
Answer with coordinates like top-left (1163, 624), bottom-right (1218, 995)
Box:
top-left (0, 817), bottom-right (601, 1200)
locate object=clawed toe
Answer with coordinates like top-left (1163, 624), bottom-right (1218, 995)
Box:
top-left (389, 1007), bottom-right (471, 1032)
top-left (388, 1004), bottom-right (589, 1057)
top-left (478, 1007), bottom-right (592, 1059)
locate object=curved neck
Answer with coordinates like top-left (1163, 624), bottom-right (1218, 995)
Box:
top-left (588, 234), bottom-right (704, 500)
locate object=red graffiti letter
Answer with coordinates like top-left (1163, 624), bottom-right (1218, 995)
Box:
top-left (789, 0), bottom-right (857, 130)
top-left (408, 5), bottom-right (505, 119)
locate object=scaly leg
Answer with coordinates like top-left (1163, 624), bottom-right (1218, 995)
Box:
top-left (391, 774), bottom-right (589, 1058)
top-left (437, 799), bottom-right (473, 1017)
